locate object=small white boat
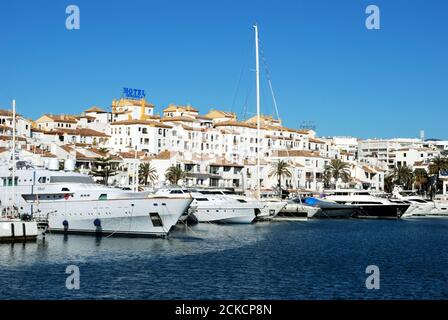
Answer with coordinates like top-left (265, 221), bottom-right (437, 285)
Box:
top-left (255, 199), bottom-right (287, 221)
top-left (272, 198), bottom-right (317, 221)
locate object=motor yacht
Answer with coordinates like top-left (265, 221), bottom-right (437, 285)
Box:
top-left (323, 189), bottom-right (410, 219)
top-left (392, 190), bottom-right (448, 218)
top-left (156, 188), bottom-right (259, 224)
top-left (0, 161), bottom-right (192, 237)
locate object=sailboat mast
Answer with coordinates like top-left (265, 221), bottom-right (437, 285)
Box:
top-left (12, 99), bottom-right (16, 211)
top-left (254, 24), bottom-right (261, 200)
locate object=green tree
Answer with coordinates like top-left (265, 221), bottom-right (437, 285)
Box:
top-left (165, 165), bottom-right (185, 185)
top-left (414, 168), bottom-right (429, 194)
top-left (429, 156), bottom-right (448, 192)
top-left (384, 173), bottom-right (395, 193)
top-left (139, 162), bottom-right (158, 186)
top-left (268, 160), bottom-right (292, 197)
top-left (96, 147), bottom-right (110, 156)
top-left (323, 169), bottom-right (333, 188)
top-left (324, 159), bottom-right (351, 185)
top-left (391, 165), bottom-right (414, 190)
top-left (90, 157), bottom-right (118, 185)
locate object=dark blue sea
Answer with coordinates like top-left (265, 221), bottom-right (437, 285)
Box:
top-left (1, 219), bottom-right (447, 300)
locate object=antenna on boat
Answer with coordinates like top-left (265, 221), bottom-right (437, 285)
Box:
top-left (254, 24), bottom-right (261, 200)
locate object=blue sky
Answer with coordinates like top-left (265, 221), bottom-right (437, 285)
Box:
top-left (0, 0), bottom-right (447, 139)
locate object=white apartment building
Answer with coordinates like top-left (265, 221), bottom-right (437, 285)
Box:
top-left (0, 109), bottom-right (32, 137)
top-left (108, 120), bottom-right (172, 153)
top-left (395, 147), bottom-right (440, 169)
top-left (77, 106), bottom-right (111, 133)
top-left (358, 138), bottom-right (424, 171)
top-left (35, 114), bottom-right (78, 131)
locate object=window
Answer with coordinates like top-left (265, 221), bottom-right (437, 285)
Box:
top-left (38, 177), bottom-right (47, 183)
top-left (150, 212), bottom-right (163, 227)
top-left (99, 194), bottom-right (107, 200)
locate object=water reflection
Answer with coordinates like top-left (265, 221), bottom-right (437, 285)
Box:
top-left (1, 219), bottom-right (448, 299)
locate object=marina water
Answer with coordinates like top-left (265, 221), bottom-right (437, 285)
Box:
top-left (1, 219), bottom-right (447, 300)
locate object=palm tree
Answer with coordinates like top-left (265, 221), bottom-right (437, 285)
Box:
top-left (391, 165), bottom-right (414, 190)
top-left (429, 156), bottom-right (448, 192)
top-left (323, 169), bottom-right (333, 188)
top-left (324, 159), bottom-right (351, 186)
top-left (384, 173), bottom-right (395, 193)
top-left (268, 160), bottom-right (292, 197)
top-left (414, 168), bottom-right (428, 194)
top-left (165, 165), bottom-right (185, 185)
top-left (139, 162), bottom-right (158, 186)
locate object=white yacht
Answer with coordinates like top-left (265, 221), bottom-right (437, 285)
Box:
top-left (323, 189), bottom-right (411, 219)
top-left (0, 161), bottom-right (193, 237)
top-left (156, 188), bottom-right (259, 224)
top-left (274, 199), bottom-right (317, 221)
top-left (392, 191), bottom-right (448, 218)
top-left (203, 189), bottom-right (287, 221)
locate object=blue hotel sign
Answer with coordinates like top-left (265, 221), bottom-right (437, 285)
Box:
top-left (123, 87), bottom-right (146, 99)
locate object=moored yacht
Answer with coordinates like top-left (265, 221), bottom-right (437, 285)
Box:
top-left (156, 188), bottom-right (259, 224)
top-left (392, 191), bottom-right (448, 218)
top-left (323, 189), bottom-right (410, 219)
top-left (0, 161), bottom-right (192, 237)
top-left (302, 197), bottom-right (357, 218)
top-left (271, 196), bottom-right (318, 221)
top-left (202, 189), bottom-right (288, 221)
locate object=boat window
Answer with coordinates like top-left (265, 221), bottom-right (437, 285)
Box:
top-left (61, 188), bottom-right (70, 192)
top-left (149, 212), bottom-right (163, 227)
top-left (99, 194), bottom-right (107, 201)
top-left (38, 177), bottom-right (47, 184)
top-left (169, 190), bottom-right (183, 194)
top-left (410, 199), bottom-right (427, 203)
top-left (236, 199), bottom-right (247, 203)
top-left (353, 201), bottom-right (383, 205)
top-left (50, 176), bottom-right (95, 184)
top-left (195, 198), bottom-right (208, 201)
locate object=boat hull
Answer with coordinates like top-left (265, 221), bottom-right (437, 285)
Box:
top-left (272, 210), bottom-right (309, 221)
top-left (352, 204), bottom-right (409, 219)
top-left (42, 197), bottom-right (192, 237)
top-left (255, 201), bottom-right (287, 221)
top-left (0, 220), bottom-right (38, 243)
top-left (281, 203), bottom-right (320, 218)
top-left (193, 207), bottom-right (256, 224)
